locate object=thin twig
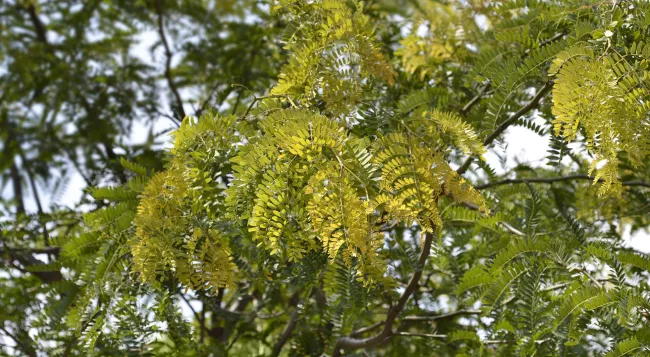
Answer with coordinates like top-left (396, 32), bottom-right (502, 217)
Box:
top-left (575, 267), bottom-right (603, 288)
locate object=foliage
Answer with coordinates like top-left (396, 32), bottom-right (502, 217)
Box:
top-left (2, 0), bottom-right (650, 357)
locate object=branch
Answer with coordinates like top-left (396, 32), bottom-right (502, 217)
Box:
top-left (26, 4), bottom-right (48, 44)
top-left (349, 320), bottom-right (384, 338)
top-left (179, 294), bottom-right (204, 333)
top-left (402, 309), bottom-right (482, 322)
top-left (500, 221), bottom-right (525, 237)
top-left (101, 141), bottom-right (128, 184)
top-left (195, 82), bottom-right (224, 117)
top-left (459, 200), bottom-right (526, 236)
top-left (461, 84), bottom-right (491, 115)
top-left (539, 32), bottom-right (565, 47)
top-left (9, 162), bottom-right (25, 215)
top-left (456, 81), bottom-right (554, 175)
top-left (270, 307), bottom-right (301, 357)
top-left (0, 326), bottom-right (36, 357)
top-left (475, 174), bottom-right (650, 190)
top-left (219, 294), bottom-right (253, 343)
top-left (19, 151), bottom-right (51, 245)
top-left (396, 332), bottom-right (510, 346)
top-left (154, 0), bottom-right (185, 121)
top-left (19, 247), bottom-right (60, 255)
top-left (458, 32), bottom-right (563, 116)
top-left (237, 91), bottom-right (296, 121)
top-left (332, 229), bottom-right (435, 357)
top-left (393, 332), bottom-right (446, 339)
top-left (393, 332), bottom-right (513, 345)
top-left (3, 115), bottom-right (26, 215)
top-left (1, 246), bottom-right (63, 283)
top-left (484, 82), bottom-right (553, 145)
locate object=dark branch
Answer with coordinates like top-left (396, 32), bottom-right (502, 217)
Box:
top-left (461, 84), bottom-right (490, 115)
top-left (475, 174), bottom-right (650, 190)
top-left (457, 81), bottom-right (554, 175)
top-left (539, 32), bottom-right (565, 47)
top-left (219, 294), bottom-right (253, 343)
top-left (10, 162), bottom-right (25, 215)
top-left (270, 307), bottom-right (300, 357)
top-left (0, 326), bottom-right (37, 357)
top-left (101, 142), bottom-right (128, 184)
top-left (26, 4), bottom-right (48, 44)
top-left (458, 32), bottom-right (563, 119)
top-left (481, 82), bottom-right (553, 146)
top-left (13, 246), bottom-right (60, 255)
top-left (196, 82), bottom-right (225, 117)
top-left (154, 0), bottom-right (186, 121)
top-left (332, 229), bottom-right (435, 356)
top-left (19, 152), bottom-right (50, 245)
top-left (1, 246), bottom-right (63, 283)
top-left (179, 294), bottom-right (203, 329)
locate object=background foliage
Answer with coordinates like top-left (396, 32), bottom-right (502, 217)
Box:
top-left (2, 0), bottom-right (650, 356)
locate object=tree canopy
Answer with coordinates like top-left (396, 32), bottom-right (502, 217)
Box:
top-left (2, 0), bottom-right (650, 356)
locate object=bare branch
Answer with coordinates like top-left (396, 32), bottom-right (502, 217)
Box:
top-left (332, 228), bottom-right (435, 356)
top-left (17, 247), bottom-right (60, 255)
top-left (26, 4), bottom-right (48, 44)
top-left (349, 320), bottom-right (384, 338)
top-left (393, 332), bottom-right (513, 345)
top-left (238, 92), bottom-right (296, 121)
top-left (475, 174), bottom-right (650, 190)
top-left (500, 221), bottom-right (525, 237)
top-left (270, 307), bottom-right (301, 357)
top-left (461, 84), bottom-right (490, 115)
top-left (402, 309), bottom-right (482, 322)
top-left (179, 294), bottom-right (204, 331)
top-left (10, 162), bottom-right (25, 215)
top-left (457, 81), bottom-right (554, 175)
top-left (19, 152), bottom-right (51, 244)
top-left (393, 332), bottom-right (446, 339)
top-left (0, 326), bottom-right (37, 357)
top-left (1, 246), bottom-right (62, 283)
top-left (196, 82), bottom-right (226, 117)
top-left (539, 32), bottom-right (565, 47)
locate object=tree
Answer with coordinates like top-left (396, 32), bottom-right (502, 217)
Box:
top-left (2, 0), bottom-right (650, 356)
